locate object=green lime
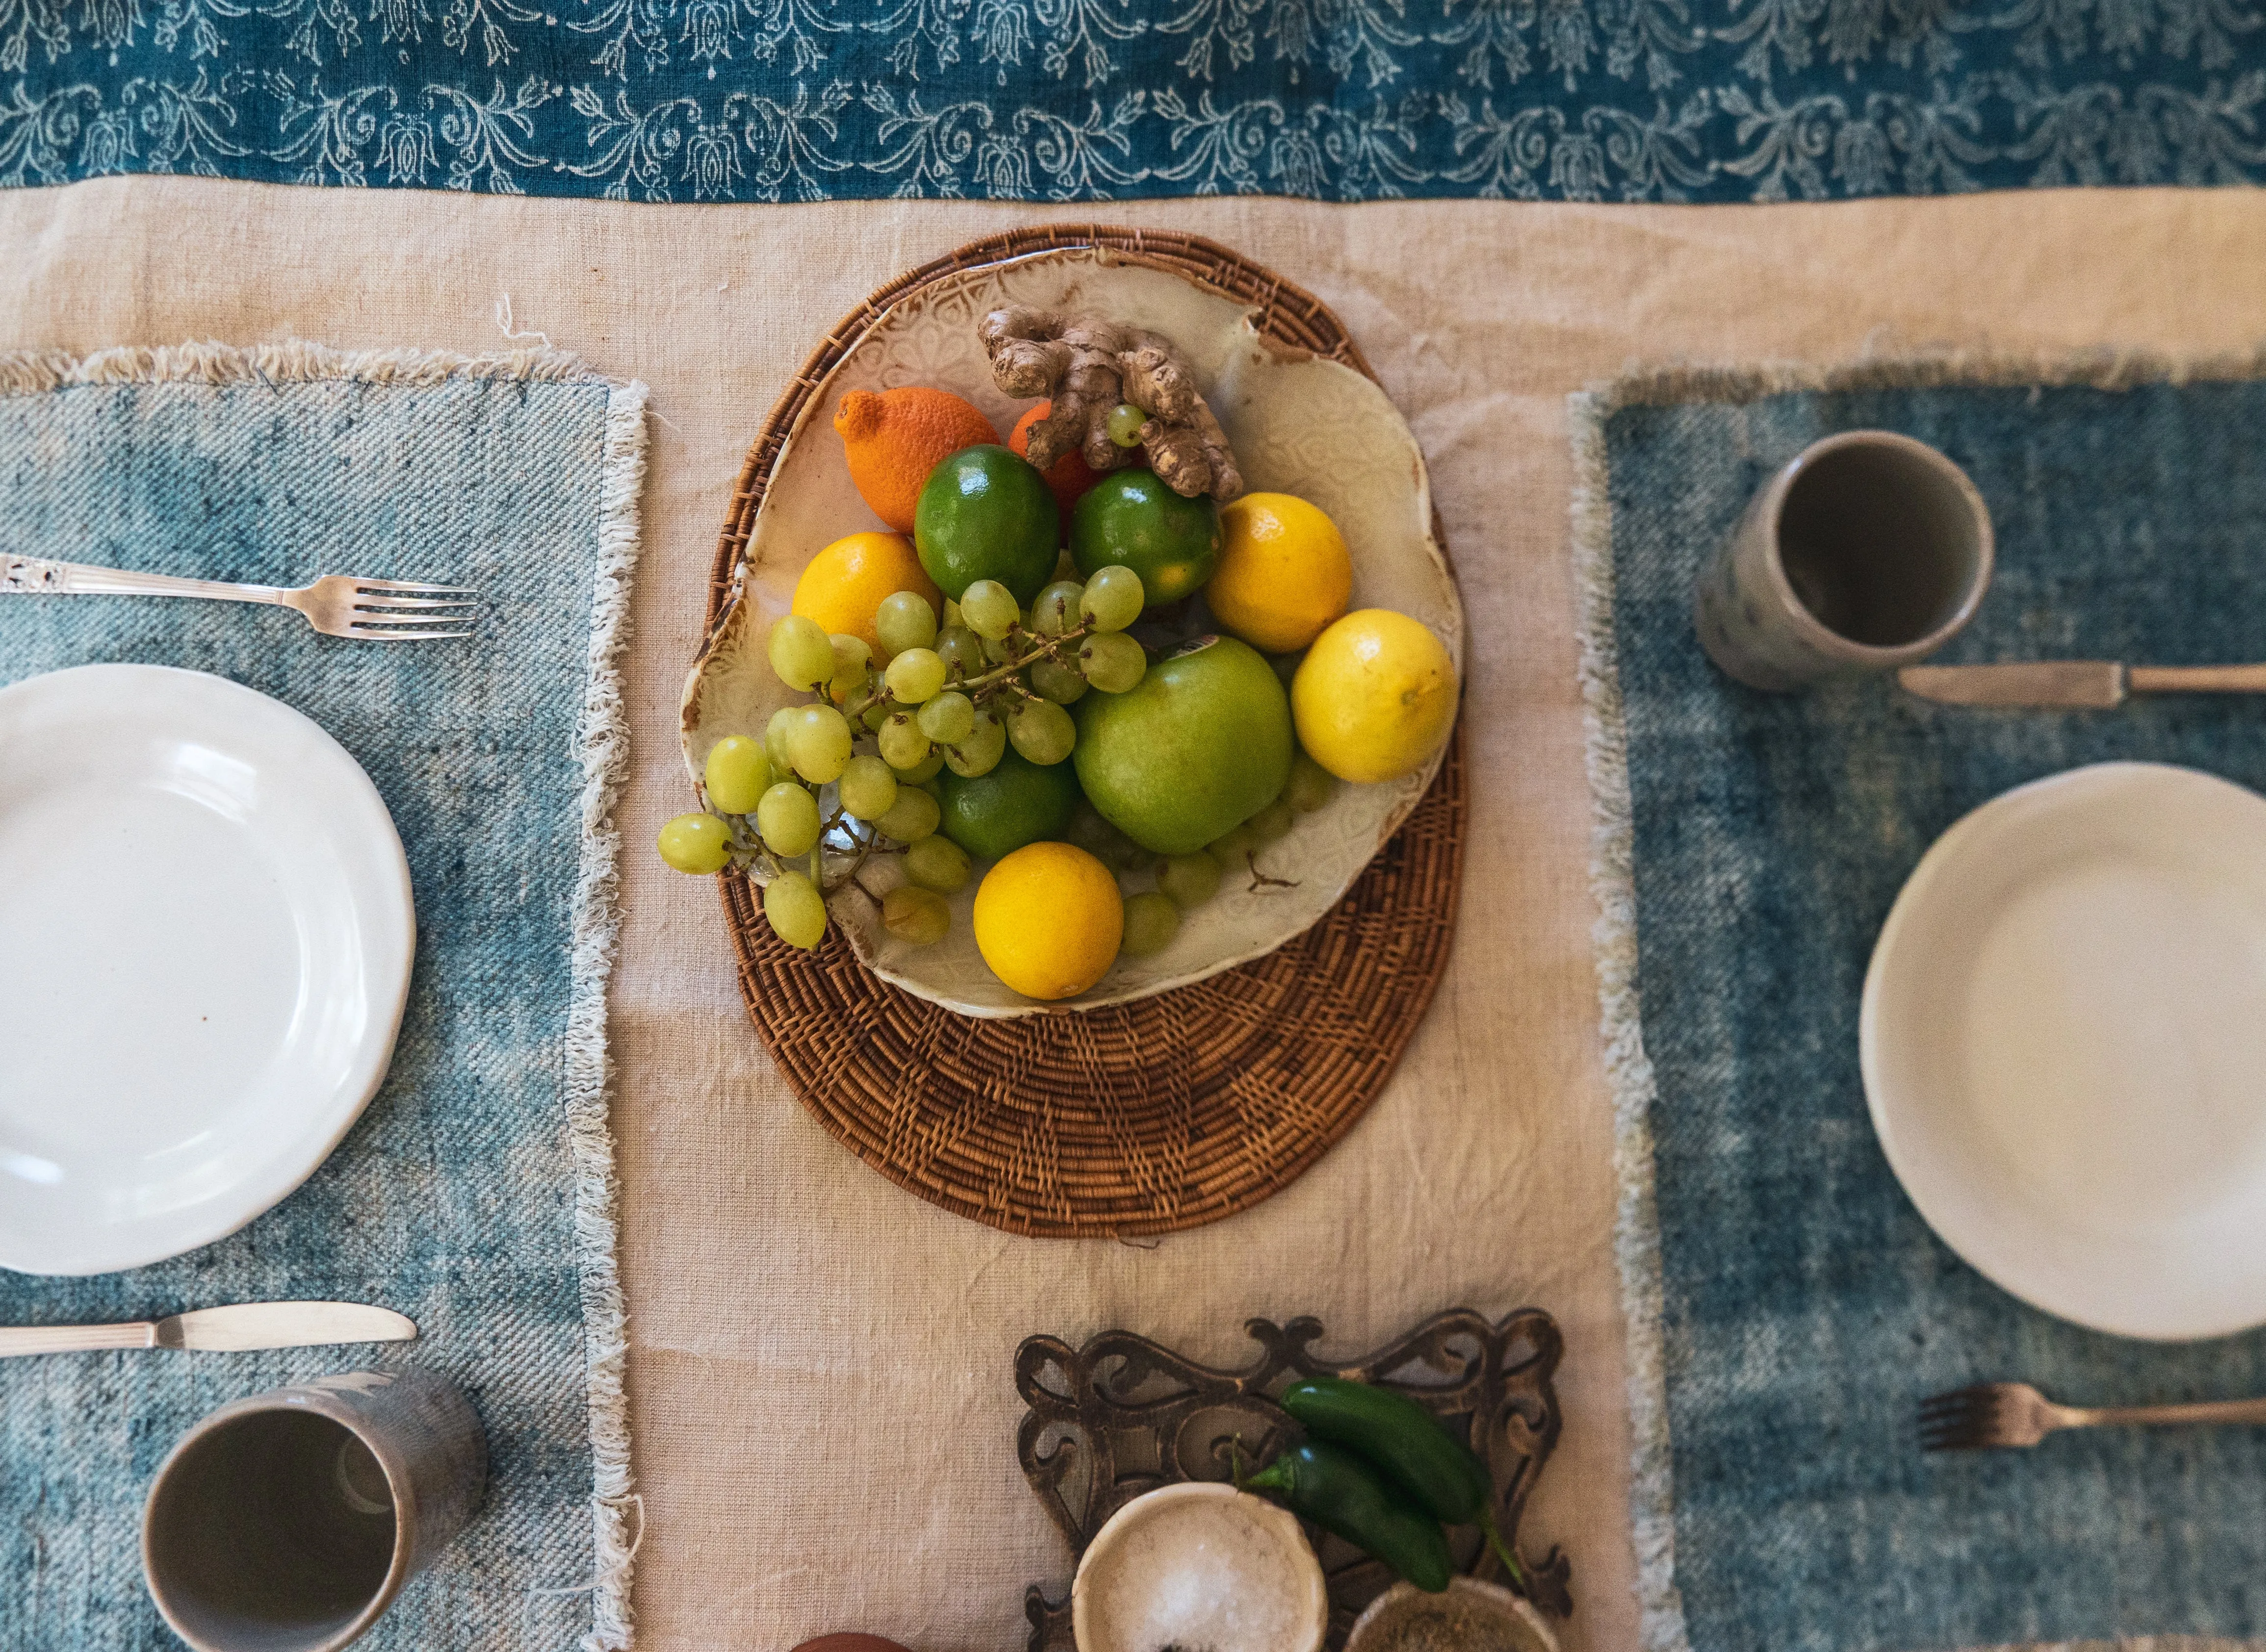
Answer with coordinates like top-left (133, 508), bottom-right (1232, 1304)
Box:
top-left (1069, 470), bottom-right (1221, 607)
top-left (914, 445), bottom-right (1059, 605)
top-left (938, 747), bottom-right (1082, 863)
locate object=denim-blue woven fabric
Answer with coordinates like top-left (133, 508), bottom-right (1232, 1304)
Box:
top-left (2, 0), bottom-right (2264, 203)
top-left (1603, 379), bottom-right (2266, 1651)
top-left (0, 372), bottom-right (616, 1650)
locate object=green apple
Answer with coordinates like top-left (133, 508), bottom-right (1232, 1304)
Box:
top-left (1072, 634), bottom-right (1292, 856)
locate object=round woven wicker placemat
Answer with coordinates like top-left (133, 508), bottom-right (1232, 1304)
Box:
top-left (707, 225), bottom-right (1467, 1237)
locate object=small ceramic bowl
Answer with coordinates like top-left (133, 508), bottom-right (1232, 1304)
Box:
top-left (1344, 1577), bottom-right (1561, 1652)
top-left (1071, 1482), bottom-right (1328, 1652)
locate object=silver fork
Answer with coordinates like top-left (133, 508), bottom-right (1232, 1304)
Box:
top-left (1919, 1382), bottom-right (2266, 1450)
top-left (2, 552), bottom-right (476, 640)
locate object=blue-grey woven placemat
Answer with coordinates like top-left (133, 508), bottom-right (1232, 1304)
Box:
top-left (0, 343), bottom-right (645, 1652)
top-left (1574, 356), bottom-right (2266, 1652)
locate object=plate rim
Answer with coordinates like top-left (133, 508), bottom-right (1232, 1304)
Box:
top-left (1859, 758), bottom-right (2266, 1340)
top-left (0, 662), bottom-right (415, 1276)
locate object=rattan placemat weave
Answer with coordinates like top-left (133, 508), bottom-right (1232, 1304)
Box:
top-left (705, 226), bottom-right (1466, 1237)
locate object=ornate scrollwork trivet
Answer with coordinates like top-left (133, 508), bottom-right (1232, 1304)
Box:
top-left (1016, 1307), bottom-right (1569, 1651)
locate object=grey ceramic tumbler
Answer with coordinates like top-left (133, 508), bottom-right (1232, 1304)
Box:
top-left (142, 1369), bottom-right (486, 1652)
top-left (1696, 430), bottom-right (1994, 690)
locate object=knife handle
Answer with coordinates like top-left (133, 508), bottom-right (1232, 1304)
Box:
top-left (2128, 664), bottom-right (2266, 694)
top-left (0, 1322), bottom-right (157, 1356)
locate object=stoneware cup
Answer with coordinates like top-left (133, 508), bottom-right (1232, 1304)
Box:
top-left (143, 1369), bottom-right (486, 1652)
top-left (1696, 430), bottom-right (1994, 691)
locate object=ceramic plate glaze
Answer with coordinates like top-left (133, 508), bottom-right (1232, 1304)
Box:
top-left (682, 246), bottom-right (1463, 1017)
top-left (1862, 762), bottom-right (2266, 1340)
top-left (0, 664), bottom-right (414, 1275)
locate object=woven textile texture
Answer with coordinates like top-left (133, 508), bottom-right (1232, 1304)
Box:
top-left (1576, 364), bottom-right (2266, 1652)
top-left (0, 345), bottom-right (644, 1652)
top-left (4, 0), bottom-right (2266, 203)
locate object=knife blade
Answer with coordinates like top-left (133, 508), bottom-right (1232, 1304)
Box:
top-left (164, 1302), bottom-right (418, 1351)
top-left (0, 1302), bottom-right (418, 1358)
top-left (1897, 661), bottom-right (2127, 708)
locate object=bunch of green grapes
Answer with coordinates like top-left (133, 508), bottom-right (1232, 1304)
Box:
top-left (657, 563), bottom-right (1151, 950)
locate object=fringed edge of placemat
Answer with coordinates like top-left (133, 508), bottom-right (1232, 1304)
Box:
top-left (1584, 341), bottom-right (2266, 415)
top-left (0, 339), bottom-right (606, 395)
top-left (572, 374), bottom-right (647, 1652)
top-left (1570, 347), bottom-right (2266, 1652)
top-left (1567, 388), bottom-right (1693, 1652)
top-left (0, 339), bottom-right (648, 1651)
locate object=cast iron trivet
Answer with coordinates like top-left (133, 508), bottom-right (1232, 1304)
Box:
top-left (1015, 1306), bottom-right (1569, 1649)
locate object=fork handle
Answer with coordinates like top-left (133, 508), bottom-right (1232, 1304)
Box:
top-left (2, 553), bottom-right (289, 606)
top-left (2076, 1398), bottom-right (2266, 1428)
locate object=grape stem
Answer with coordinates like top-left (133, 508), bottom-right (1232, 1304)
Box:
top-left (1243, 851), bottom-right (1298, 893)
top-left (720, 813), bottom-right (788, 882)
top-left (954, 621), bottom-right (1095, 708)
top-left (840, 619), bottom-right (1100, 746)
top-left (818, 813), bottom-right (892, 897)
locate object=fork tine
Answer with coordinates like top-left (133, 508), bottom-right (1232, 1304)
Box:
top-left (1916, 1387), bottom-right (1998, 1451)
top-left (1919, 1384), bottom-right (1994, 1410)
top-left (346, 611), bottom-right (473, 629)
top-left (354, 578), bottom-right (477, 596)
top-left (345, 628), bottom-right (473, 641)
top-left (352, 594), bottom-right (480, 611)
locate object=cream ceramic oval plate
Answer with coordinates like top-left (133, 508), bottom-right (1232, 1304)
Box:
top-left (1861, 762), bottom-right (2266, 1340)
top-left (0, 664), bottom-right (414, 1275)
top-left (683, 246), bottom-right (1463, 1017)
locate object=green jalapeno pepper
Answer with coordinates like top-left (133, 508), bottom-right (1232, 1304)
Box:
top-left (1278, 1376), bottom-right (1528, 1592)
top-left (1242, 1439), bottom-right (1453, 1593)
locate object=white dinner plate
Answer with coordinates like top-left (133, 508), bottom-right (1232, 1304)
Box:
top-left (0, 664), bottom-right (413, 1275)
top-left (1862, 762), bottom-right (2266, 1340)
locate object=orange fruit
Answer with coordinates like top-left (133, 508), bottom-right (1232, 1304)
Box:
top-left (1209, 493), bottom-right (1354, 653)
top-left (792, 531), bottom-right (941, 654)
top-left (834, 387), bottom-right (997, 533)
top-left (972, 842), bottom-right (1124, 1001)
top-left (1009, 400), bottom-right (1100, 530)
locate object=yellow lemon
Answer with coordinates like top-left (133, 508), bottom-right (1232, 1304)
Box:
top-left (1206, 492), bottom-right (1354, 654)
top-left (792, 531), bottom-right (941, 654)
top-left (1291, 610), bottom-right (1459, 784)
top-left (972, 842), bottom-right (1125, 1001)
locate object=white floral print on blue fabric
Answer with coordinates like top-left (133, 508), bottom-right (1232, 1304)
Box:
top-left (1, 0), bottom-right (2261, 200)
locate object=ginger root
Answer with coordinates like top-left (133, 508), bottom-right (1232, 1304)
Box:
top-left (978, 305), bottom-right (1243, 503)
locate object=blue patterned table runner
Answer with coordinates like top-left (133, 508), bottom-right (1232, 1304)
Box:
top-left (1586, 370), bottom-right (2266, 1652)
top-left (3, 0), bottom-right (2263, 202)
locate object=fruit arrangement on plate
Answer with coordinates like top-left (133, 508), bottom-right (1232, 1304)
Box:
top-left (679, 249), bottom-right (1463, 1018)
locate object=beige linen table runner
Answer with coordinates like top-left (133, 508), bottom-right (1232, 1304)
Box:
top-left (4, 179), bottom-right (2261, 1652)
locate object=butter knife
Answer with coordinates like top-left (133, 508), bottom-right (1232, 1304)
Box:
top-left (1899, 661), bottom-right (2266, 708)
top-left (0, 1302), bottom-right (418, 1357)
